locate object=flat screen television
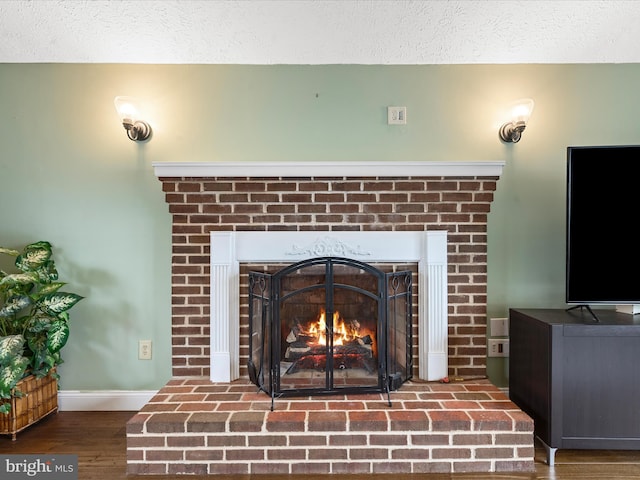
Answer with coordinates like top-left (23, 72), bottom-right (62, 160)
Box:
top-left (566, 145), bottom-right (640, 308)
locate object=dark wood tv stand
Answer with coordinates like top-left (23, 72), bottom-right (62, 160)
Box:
top-left (509, 308), bottom-right (640, 465)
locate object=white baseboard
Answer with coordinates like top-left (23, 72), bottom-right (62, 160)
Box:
top-left (57, 390), bottom-right (158, 411)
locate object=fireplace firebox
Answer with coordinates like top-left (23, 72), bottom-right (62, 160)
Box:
top-left (247, 256), bottom-right (412, 408)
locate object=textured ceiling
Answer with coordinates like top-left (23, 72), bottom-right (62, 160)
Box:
top-left (1, 0), bottom-right (640, 64)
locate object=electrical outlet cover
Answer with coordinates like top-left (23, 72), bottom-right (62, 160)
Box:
top-left (138, 340), bottom-right (152, 360)
top-left (488, 339), bottom-right (509, 357)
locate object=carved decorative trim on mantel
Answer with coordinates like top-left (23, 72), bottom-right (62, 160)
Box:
top-left (286, 236), bottom-right (371, 257)
top-left (152, 161), bottom-right (504, 178)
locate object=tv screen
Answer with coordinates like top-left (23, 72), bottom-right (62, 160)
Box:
top-left (566, 145), bottom-right (640, 305)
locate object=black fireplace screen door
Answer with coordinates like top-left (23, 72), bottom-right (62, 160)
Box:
top-left (247, 256), bottom-right (412, 409)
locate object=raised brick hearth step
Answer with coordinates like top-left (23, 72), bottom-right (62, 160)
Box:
top-left (127, 378), bottom-right (534, 475)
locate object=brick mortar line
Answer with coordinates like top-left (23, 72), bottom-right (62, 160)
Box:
top-left (129, 442), bottom-right (528, 448)
top-left (128, 430), bottom-right (527, 441)
top-left (128, 444), bottom-right (530, 453)
top-left (129, 455), bottom-right (528, 462)
top-left (139, 401), bottom-right (515, 408)
top-left (126, 459), bottom-right (531, 474)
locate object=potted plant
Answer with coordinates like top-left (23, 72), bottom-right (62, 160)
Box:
top-left (0, 241), bottom-right (83, 439)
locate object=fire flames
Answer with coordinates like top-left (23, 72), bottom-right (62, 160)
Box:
top-left (306, 309), bottom-right (371, 347)
top-left (282, 308), bottom-right (378, 373)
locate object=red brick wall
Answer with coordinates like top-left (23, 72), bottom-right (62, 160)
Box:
top-left (158, 175), bottom-right (497, 380)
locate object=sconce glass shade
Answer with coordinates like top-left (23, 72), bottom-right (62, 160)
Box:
top-left (499, 98), bottom-right (535, 143)
top-left (114, 96), bottom-right (152, 142)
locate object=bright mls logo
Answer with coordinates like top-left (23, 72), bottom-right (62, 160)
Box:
top-left (1, 455), bottom-right (77, 479)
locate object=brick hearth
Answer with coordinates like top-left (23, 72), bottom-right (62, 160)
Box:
top-left (127, 378), bottom-right (533, 475)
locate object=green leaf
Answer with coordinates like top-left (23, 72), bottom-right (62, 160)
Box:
top-left (0, 335), bottom-right (25, 363)
top-left (37, 292), bottom-right (83, 315)
top-left (15, 242), bottom-right (52, 272)
top-left (0, 294), bottom-right (31, 318)
top-left (26, 331), bottom-right (47, 355)
top-left (28, 315), bottom-right (52, 333)
top-left (0, 356), bottom-right (29, 392)
top-left (0, 272), bottom-right (39, 288)
top-left (0, 247), bottom-right (19, 257)
top-left (31, 362), bottom-right (52, 378)
top-left (26, 241), bottom-right (52, 251)
top-left (47, 321), bottom-right (69, 353)
top-left (34, 262), bottom-right (58, 283)
top-left (38, 282), bottom-right (65, 295)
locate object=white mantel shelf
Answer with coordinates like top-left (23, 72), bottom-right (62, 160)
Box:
top-left (152, 161), bottom-right (505, 178)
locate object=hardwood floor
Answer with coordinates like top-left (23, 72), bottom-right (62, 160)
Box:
top-left (1, 411), bottom-right (639, 479)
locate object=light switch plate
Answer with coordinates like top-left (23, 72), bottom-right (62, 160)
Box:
top-left (490, 317), bottom-right (509, 337)
top-left (388, 106), bottom-right (407, 125)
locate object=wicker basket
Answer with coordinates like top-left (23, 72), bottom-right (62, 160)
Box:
top-left (0, 370), bottom-right (58, 441)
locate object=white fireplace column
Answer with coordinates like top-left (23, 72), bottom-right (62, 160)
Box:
top-left (210, 230), bottom-right (448, 382)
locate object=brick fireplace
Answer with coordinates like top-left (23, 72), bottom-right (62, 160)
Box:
top-left (156, 160), bottom-right (504, 380)
top-left (126, 161), bottom-right (535, 475)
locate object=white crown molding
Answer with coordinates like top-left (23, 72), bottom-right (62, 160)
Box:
top-left (58, 390), bottom-right (158, 411)
top-left (152, 161), bottom-right (505, 178)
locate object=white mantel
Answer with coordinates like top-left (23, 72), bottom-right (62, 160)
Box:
top-left (152, 161), bottom-right (504, 178)
top-left (211, 230), bottom-right (449, 383)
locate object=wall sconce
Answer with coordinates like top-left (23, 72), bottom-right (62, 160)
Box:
top-left (114, 96), bottom-right (152, 142)
top-left (499, 98), bottom-right (535, 143)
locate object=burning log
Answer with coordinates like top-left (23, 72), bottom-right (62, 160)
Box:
top-left (285, 342), bottom-right (375, 374)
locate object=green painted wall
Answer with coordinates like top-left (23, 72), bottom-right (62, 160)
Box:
top-left (1, 64), bottom-right (638, 390)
